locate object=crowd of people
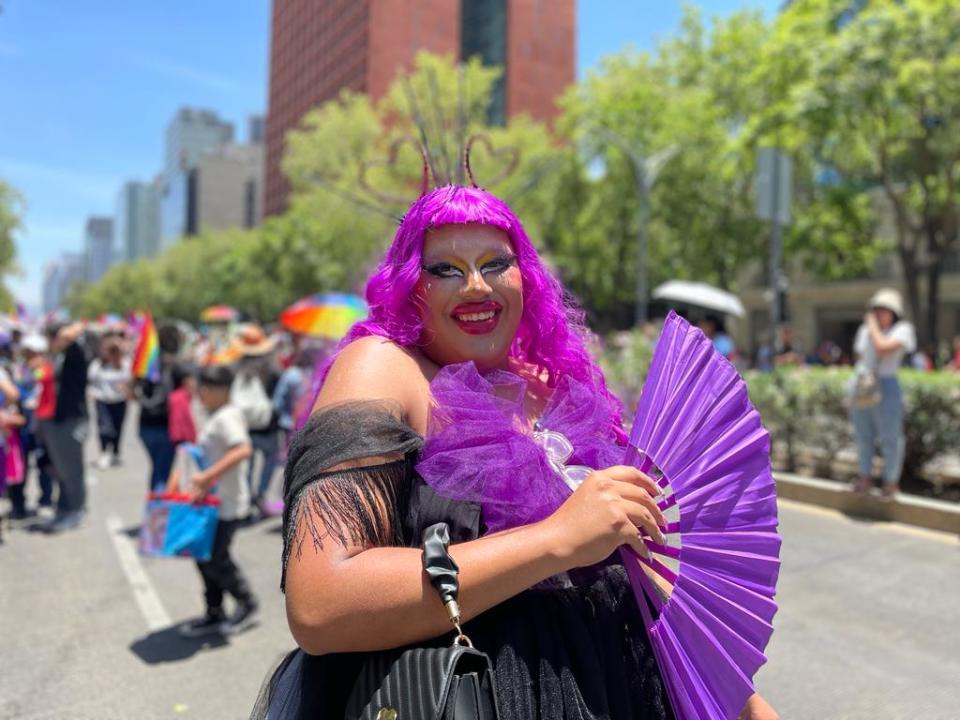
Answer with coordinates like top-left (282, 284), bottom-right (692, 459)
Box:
top-left (0, 319), bottom-right (319, 540)
top-left (1, 231), bottom-right (951, 719)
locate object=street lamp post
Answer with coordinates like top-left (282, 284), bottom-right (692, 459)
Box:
top-left (755, 147), bottom-right (792, 351)
top-left (592, 126), bottom-right (678, 326)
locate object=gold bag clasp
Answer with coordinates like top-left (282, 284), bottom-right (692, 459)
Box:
top-left (377, 709), bottom-right (398, 720)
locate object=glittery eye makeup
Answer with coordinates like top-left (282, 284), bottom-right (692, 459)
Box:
top-left (421, 254), bottom-right (516, 280)
top-left (479, 254), bottom-right (517, 276)
top-left (422, 261), bottom-right (466, 279)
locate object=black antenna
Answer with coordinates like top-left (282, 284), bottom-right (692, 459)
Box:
top-left (402, 77), bottom-right (444, 186)
top-left (456, 63), bottom-right (467, 185)
top-left (308, 174), bottom-right (403, 222)
top-left (358, 136), bottom-right (432, 206)
top-left (465, 134), bottom-right (520, 189)
top-left (426, 66), bottom-right (455, 185)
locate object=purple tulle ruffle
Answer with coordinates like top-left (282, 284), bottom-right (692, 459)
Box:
top-left (416, 362), bottom-right (623, 533)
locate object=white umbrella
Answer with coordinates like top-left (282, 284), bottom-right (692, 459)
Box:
top-left (652, 280), bottom-right (746, 318)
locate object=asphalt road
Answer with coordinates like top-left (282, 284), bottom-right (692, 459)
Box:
top-left (1, 425), bottom-right (957, 719)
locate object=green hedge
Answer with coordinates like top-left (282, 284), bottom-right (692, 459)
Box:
top-left (746, 368), bottom-right (960, 491)
top-left (599, 331), bottom-right (960, 496)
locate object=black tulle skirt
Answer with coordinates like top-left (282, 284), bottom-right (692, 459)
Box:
top-left (251, 564), bottom-right (672, 720)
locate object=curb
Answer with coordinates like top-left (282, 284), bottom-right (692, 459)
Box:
top-left (774, 472), bottom-right (960, 535)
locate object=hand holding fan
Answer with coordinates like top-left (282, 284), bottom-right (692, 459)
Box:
top-left (621, 312), bottom-right (781, 720)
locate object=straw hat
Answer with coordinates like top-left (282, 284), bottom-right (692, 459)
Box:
top-left (231, 323), bottom-right (276, 356)
top-left (867, 288), bottom-right (905, 317)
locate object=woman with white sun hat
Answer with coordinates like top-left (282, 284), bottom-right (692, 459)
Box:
top-left (849, 288), bottom-right (916, 498)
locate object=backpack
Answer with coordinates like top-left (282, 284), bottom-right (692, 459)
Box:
top-left (231, 373), bottom-right (274, 431)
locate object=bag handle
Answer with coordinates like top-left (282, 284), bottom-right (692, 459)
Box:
top-left (422, 523), bottom-right (473, 648)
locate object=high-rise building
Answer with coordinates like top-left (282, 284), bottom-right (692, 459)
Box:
top-left (42, 262), bottom-right (64, 314)
top-left (263, 0), bottom-right (576, 216)
top-left (160, 169), bottom-right (196, 245)
top-left (42, 253), bottom-right (85, 312)
top-left (195, 143), bottom-right (264, 232)
top-left (164, 108), bottom-right (235, 177)
top-left (83, 216), bottom-right (115, 283)
top-left (248, 114), bottom-right (266, 144)
top-left (117, 180), bottom-right (161, 261)
top-left (161, 108), bottom-right (235, 245)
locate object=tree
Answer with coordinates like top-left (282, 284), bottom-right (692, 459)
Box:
top-left (0, 180), bottom-right (21, 311)
top-left (555, 9), bottom-right (773, 329)
top-left (71, 53), bottom-right (561, 323)
top-left (771, 0), bottom-right (960, 348)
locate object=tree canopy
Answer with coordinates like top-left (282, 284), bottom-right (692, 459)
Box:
top-left (69, 3), bottom-right (960, 347)
top-left (0, 180), bottom-right (21, 312)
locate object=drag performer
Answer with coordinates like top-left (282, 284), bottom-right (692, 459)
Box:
top-left (252, 183), bottom-right (776, 720)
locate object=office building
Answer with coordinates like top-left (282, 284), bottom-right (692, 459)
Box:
top-left (41, 253), bottom-right (85, 312)
top-left (161, 108), bottom-right (235, 244)
top-left (164, 107), bottom-right (235, 177)
top-left (195, 143), bottom-right (264, 232)
top-left (117, 180), bottom-right (161, 261)
top-left (83, 216), bottom-right (114, 283)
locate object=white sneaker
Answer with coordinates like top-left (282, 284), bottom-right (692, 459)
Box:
top-left (95, 455), bottom-right (111, 471)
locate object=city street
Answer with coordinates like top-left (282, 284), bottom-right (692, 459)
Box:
top-left (2, 429), bottom-right (957, 720)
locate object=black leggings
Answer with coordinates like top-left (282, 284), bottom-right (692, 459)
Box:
top-left (95, 400), bottom-right (127, 455)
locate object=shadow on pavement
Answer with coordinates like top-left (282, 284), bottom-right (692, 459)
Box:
top-left (129, 625), bottom-right (229, 664)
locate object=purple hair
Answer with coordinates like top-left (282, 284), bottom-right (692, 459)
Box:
top-left (306, 185), bottom-right (625, 439)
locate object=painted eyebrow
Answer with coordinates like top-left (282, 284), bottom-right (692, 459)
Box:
top-left (421, 249), bottom-right (514, 264)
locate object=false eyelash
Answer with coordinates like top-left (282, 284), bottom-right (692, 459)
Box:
top-left (421, 262), bottom-right (463, 278)
top-left (484, 254), bottom-right (518, 271)
top-left (420, 254), bottom-right (517, 279)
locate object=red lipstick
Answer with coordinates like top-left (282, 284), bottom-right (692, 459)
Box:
top-left (451, 301), bottom-right (502, 336)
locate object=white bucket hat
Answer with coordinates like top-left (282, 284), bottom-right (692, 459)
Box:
top-left (21, 333), bottom-right (49, 354)
top-left (868, 288), bottom-right (904, 317)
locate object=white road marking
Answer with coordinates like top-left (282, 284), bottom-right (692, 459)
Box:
top-left (106, 514), bottom-right (172, 631)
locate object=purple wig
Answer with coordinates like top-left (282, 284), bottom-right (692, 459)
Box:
top-left (306, 185), bottom-right (625, 438)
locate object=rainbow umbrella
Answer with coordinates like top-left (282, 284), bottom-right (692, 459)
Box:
top-left (279, 292), bottom-right (367, 339)
top-left (200, 304), bottom-right (240, 323)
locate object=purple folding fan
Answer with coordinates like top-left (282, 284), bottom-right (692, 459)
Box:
top-left (620, 312), bottom-right (781, 720)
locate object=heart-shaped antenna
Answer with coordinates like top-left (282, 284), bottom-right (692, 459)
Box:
top-left (357, 136), bottom-right (432, 205)
top-left (464, 134), bottom-right (521, 189)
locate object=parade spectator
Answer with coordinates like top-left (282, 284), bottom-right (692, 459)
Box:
top-left (175, 364), bottom-right (258, 637)
top-left (698, 314), bottom-right (736, 360)
top-left (0, 345), bottom-right (23, 541)
top-left (774, 326), bottom-right (805, 367)
top-left (949, 335), bottom-right (960, 371)
top-left (15, 334), bottom-right (56, 517)
top-left (272, 342), bottom-right (317, 454)
top-left (168, 362), bottom-right (198, 447)
top-left (230, 324), bottom-right (281, 517)
top-left (133, 324), bottom-right (180, 492)
top-left (0, 383), bottom-right (26, 537)
top-left (849, 289), bottom-right (916, 498)
top-left (40, 322), bottom-right (90, 533)
top-left (88, 337), bottom-right (131, 469)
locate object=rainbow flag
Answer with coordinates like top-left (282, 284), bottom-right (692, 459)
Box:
top-left (133, 312), bottom-right (161, 382)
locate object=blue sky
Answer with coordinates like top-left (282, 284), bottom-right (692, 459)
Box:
top-left (0, 0), bottom-right (779, 309)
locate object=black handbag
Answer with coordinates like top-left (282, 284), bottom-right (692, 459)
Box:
top-left (345, 523), bottom-right (501, 720)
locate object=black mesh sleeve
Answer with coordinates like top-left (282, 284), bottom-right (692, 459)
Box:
top-left (280, 401), bottom-right (424, 590)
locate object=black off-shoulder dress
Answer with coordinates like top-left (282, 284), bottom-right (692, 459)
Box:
top-left (250, 403), bottom-right (673, 720)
